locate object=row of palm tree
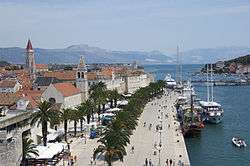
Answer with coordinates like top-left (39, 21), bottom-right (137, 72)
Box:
top-left (94, 80), bottom-right (166, 166)
top-left (30, 81), bottom-right (123, 146)
top-left (28, 80), bottom-right (165, 165)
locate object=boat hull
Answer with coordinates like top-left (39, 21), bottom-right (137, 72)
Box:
top-left (206, 114), bottom-right (223, 124)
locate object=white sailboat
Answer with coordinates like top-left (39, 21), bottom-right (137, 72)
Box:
top-left (199, 64), bottom-right (224, 124)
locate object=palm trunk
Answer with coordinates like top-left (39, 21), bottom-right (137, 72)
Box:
top-left (87, 114), bottom-right (91, 124)
top-left (80, 118), bottom-right (83, 131)
top-left (64, 119), bottom-right (68, 142)
top-left (42, 121), bottom-right (47, 146)
top-left (114, 99), bottom-right (117, 107)
top-left (74, 120), bottom-right (77, 137)
top-left (102, 104), bottom-right (105, 111)
top-left (110, 100), bottom-right (113, 108)
top-left (91, 110), bottom-right (94, 122)
top-left (98, 105), bottom-right (101, 121)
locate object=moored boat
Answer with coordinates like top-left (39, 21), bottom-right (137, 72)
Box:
top-left (200, 64), bottom-right (224, 124)
top-left (164, 74), bottom-right (177, 88)
top-left (199, 101), bottom-right (224, 124)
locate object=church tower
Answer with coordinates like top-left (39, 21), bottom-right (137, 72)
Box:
top-left (76, 56), bottom-right (89, 101)
top-left (25, 39), bottom-right (36, 77)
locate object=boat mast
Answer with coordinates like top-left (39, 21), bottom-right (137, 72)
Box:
top-left (206, 64), bottom-right (210, 102)
top-left (176, 45), bottom-right (182, 85)
top-left (210, 64), bottom-right (214, 102)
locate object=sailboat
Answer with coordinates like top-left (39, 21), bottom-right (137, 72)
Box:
top-left (181, 91), bottom-right (204, 137)
top-left (199, 64), bottom-right (224, 124)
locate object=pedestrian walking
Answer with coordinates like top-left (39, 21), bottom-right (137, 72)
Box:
top-left (154, 142), bottom-right (157, 148)
top-left (90, 157), bottom-right (93, 165)
top-left (149, 159), bottom-right (152, 166)
top-left (131, 145), bottom-right (134, 154)
top-left (74, 155), bottom-right (77, 163)
top-left (166, 159), bottom-right (169, 166)
top-left (145, 158), bottom-right (148, 166)
top-left (170, 159), bottom-right (172, 166)
top-left (144, 122), bottom-right (146, 127)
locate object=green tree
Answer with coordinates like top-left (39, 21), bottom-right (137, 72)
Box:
top-left (69, 109), bottom-right (81, 137)
top-left (22, 137), bottom-right (38, 165)
top-left (94, 139), bottom-right (124, 166)
top-left (108, 89), bottom-right (121, 108)
top-left (77, 99), bottom-right (95, 124)
top-left (89, 82), bottom-right (108, 120)
top-left (31, 101), bottom-right (59, 146)
top-left (60, 108), bottom-right (72, 142)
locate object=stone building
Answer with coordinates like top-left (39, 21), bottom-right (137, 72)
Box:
top-left (25, 39), bottom-right (36, 78)
top-left (75, 56), bottom-right (89, 101)
top-left (0, 95), bottom-right (35, 166)
top-left (35, 64), bottom-right (49, 72)
top-left (41, 83), bottom-right (82, 109)
top-left (0, 79), bottom-right (22, 93)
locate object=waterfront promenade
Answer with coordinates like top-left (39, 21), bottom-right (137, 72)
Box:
top-left (118, 90), bottom-right (190, 166)
top-left (58, 89), bottom-right (190, 166)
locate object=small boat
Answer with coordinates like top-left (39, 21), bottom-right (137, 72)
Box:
top-left (232, 137), bottom-right (247, 147)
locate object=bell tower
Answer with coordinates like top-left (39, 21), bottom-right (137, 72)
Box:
top-left (25, 39), bottom-right (36, 78)
top-left (76, 56), bottom-right (88, 101)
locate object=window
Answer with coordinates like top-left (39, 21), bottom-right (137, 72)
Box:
top-left (77, 72), bottom-right (81, 78)
top-left (49, 98), bottom-right (56, 104)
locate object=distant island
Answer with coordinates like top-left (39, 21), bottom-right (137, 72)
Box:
top-left (201, 54), bottom-right (250, 74)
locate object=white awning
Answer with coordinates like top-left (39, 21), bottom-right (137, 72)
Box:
top-left (106, 108), bottom-right (121, 112)
top-left (30, 142), bottom-right (66, 159)
top-left (117, 100), bottom-right (128, 106)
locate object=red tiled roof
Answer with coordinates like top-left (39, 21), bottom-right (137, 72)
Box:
top-left (15, 70), bottom-right (32, 90)
top-left (36, 64), bottom-right (48, 69)
top-left (26, 39), bottom-right (33, 50)
top-left (0, 80), bottom-right (17, 88)
top-left (0, 93), bottom-right (20, 106)
top-left (86, 72), bottom-right (97, 80)
top-left (53, 83), bottom-right (80, 97)
top-left (16, 90), bottom-right (43, 109)
top-left (42, 70), bottom-right (75, 81)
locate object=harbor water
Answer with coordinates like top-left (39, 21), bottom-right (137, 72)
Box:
top-left (144, 64), bottom-right (250, 166)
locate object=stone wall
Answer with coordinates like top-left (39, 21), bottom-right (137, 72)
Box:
top-left (0, 130), bottom-right (23, 166)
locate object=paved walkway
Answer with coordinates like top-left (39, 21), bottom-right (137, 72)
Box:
top-left (57, 89), bottom-right (190, 166)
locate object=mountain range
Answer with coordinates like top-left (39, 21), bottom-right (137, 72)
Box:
top-left (1, 44), bottom-right (250, 64)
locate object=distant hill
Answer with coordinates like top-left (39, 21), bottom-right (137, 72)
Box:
top-left (201, 54), bottom-right (250, 74)
top-left (1, 45), bottom-right (250, 65)
top-left (225, 54), bottom-right (250, 65)
top-left (0, 45), bottom-right (172, 64)
top-left (0, 60), bottom-right (10, 67)
top-left (180, 47), bottom-right (250, 64)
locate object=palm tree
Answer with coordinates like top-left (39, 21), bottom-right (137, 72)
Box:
top-left (94, 139), bottom-right (124, 166)
top-left (77, 99), bottom-right (95, 124)
top-left (100, 120), bottom-right (130, 152)
top-left (89, 82), bottom-right (108, 120)
top-left (69, 109), bottom-right (80, 137)
top-left (116, 111), bottom-right (138, 134)
top-left (108, 89), bottom-right (121, 108)
top-left (31, 101), bottom-right (59, 146)
top-left (22, 137), bottom-right (39, 165)
top-left (60, 108), bottom-right (72, 142)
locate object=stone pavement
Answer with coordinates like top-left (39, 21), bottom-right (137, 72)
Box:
top-left (57, 89), bottom-right (190, 166)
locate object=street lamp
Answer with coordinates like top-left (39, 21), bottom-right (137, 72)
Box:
top-left (158, 143), bottom-right (162, 166)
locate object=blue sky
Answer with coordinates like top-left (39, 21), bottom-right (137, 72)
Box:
top-left (0, 0), bottom-right (250, 53)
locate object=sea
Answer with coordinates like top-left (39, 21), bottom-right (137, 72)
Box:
top-left (144, 64), bottom-right (250, 166)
